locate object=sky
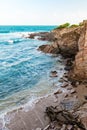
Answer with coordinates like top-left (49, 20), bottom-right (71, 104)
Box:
top-left (0, 0), bottom-right (87, 25)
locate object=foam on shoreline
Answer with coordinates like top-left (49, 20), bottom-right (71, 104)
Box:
top-left (0, 57), bottom-right (66, 130)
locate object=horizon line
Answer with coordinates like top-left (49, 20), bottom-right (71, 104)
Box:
top-left (0, 25), bottom-right (57, 26)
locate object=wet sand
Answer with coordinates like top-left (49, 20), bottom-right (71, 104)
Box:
top-left (0, 77), bottom-right (87, 130)
top-left (0, 61), bottom-right (87, 130)
top-left (5, 88), bottom-right (69, 130)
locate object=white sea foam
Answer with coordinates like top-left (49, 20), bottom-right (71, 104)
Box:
top-left (8, 40), bottom-right (14, 44)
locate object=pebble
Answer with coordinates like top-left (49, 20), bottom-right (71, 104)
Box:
top-left (54, 89), bottom-right (62, 95)
top-left (59, 78), bottom-right (64, 83)
top-left (61, 83), bottom-right (68, 88)
top-left (64, 93), bottom-right (69, 98)
top-left (76, 81), bottom-right (80, 86)
top-left (54, 97), bottom-right (58, 103)
top-left (36, 128), bottom-right (42, 130)
top-left (84, 95), bottom-right (87, 100)
top-left (67, 87), bottom-right (72, 90)
top-left (73, 95), bottom-right (78, 98)
top-left (67, 125), bottom-right (73, 130)
top-left (60, 124), bottom-right (66, 130)
top-left (43, 125), bottom-right (50, 130)
top-left (70, 89), bottom-right (76, 94)
top-left (62, 77), bottom-right (68, 82)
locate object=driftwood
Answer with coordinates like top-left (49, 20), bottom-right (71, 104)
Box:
top-left (45, 106), bottom-right (86, 130)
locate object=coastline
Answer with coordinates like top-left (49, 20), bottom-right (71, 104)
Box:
top-left (1, 70), bottom-right (75, 130)
top-left (0, 54), bottom-right (66, 130)
top-left (2, 68), bottom-right (87, 130)
top-left (1, 21), bottom-right (87, 130)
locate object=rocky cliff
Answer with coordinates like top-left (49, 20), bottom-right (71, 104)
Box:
top-left (38, 25), bottom-right (82, 57)
top-left (38, 20), bottom-right (87, 81)
top-left (72, 21), bottom-right (87, 81)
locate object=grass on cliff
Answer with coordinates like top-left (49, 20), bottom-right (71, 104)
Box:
top-left (54, 22), bottom-right (83, 30)
top-left (70, 24), bottom-right (79, 28)
top-left (54, 23), bottom-right (70, 30)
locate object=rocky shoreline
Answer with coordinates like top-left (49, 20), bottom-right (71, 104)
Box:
top-left (1, 20), bottom-right (87, 130)
top-left (4, 65), bottom-right (87, 130)
top-left (24, 20), bottom-right (87, 130)
top-left (27, 20), bottom-right (87, 82)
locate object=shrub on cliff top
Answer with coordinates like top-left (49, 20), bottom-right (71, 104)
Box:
top-left (70, 24), bottom-right (79, 28)
top-left (79, 22), bottom-right (84, 26)
top-left (54, 23), bottom-right (70, 30)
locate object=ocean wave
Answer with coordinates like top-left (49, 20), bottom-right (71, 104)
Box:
top-left (0, 31), bottom-right (10, 33)
top-left (7, 39), bottom-right (24, 44)
top-left (1, 57), bottom-right (32, 68)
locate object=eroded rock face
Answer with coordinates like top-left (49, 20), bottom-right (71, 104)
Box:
top-left (72, 21), bottom-right (87, 80)
top-left (38, 20), bottom-right (87, 81)
top-left (26, 32), bottom-right (55, 41)
top-left (38, 44), bottom-right (59, 54)
top-left (39, 26), bottom-right (82, 57)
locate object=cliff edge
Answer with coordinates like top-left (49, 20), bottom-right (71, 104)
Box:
top-left (38, 20), bottom-right (87, 81)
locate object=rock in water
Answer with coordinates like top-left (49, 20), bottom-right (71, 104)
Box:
top-left (50, 71), bottom-right (58, 77)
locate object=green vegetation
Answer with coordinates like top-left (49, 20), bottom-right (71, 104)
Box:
top-left (79, 22), bottom-right (84, 26)
top-left (54, 21), bottom-right (84, 30)
top-left (70, 24), bottom-right (79, 28)
top-left (54, 23), bottom-right (70, 30)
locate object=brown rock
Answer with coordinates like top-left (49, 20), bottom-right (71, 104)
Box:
top-left (72, 20), bottom-right (87, 80)
top-left (50, 71), bottom-right (58, 77)
top-left (67, 125), bottom-right (73, 130)
top-left (38, 20), bottom-right (87, 81)
top-left (61, 83), bottom-right (68, 88)
top-left (67, 87), bottom-right (73, 90)
top-left (29, 33), bottom-right (36, 39)
top-left (64, 94), bottom-right (69, 98)
top-left (59, 78), bottom-right (64, 83)
top-left (70, 89), bottom-right (76, 94)
top-left (36, 128), bottom-right (42, 130)
top-left (60, 124), bottom-right (66, 130)
top-left (81, 116), bottom-right (87, 129)
top-left (54, 89), bottom-right (62, 95)
top-left (38, 44), bottom-right (59, 54)
top-left (84, 95), bottom-right (87, 100)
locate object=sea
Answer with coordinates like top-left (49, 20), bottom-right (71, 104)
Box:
top-left (0, 26), bottom-right (65, 116)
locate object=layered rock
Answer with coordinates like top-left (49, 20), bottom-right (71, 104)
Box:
top-left (72, 21), bottom-right (87, 80)
top-left (25, 32), bottom-right (55, 41)
top-left (38, 20), bottom-right (87, 81)
top-left (38, 26), bottom-right (82, 57)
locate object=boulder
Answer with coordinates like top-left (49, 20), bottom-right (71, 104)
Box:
top-left (38, 44), bottom-right (59, 54)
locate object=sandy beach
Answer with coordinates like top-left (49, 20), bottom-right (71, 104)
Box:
top-left (1, 68), bottom-right (87, 130)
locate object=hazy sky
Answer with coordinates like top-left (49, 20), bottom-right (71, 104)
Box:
top-left (0, 0), bottom-right (87, 25)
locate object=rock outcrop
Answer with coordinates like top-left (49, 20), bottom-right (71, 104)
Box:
top-left (38, 26), bottom-right (82, 58)
top-left (38, 20), bottom-right (87, 81)
top-left (71, 21), bottom-right (87, 81)
top-left (25, 32), bottom-right (55, 41)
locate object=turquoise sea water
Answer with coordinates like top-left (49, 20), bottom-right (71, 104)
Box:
top-left (0, 26), bottom-right (65, 114)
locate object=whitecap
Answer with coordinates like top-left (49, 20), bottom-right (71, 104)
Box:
top-left (8, 40), bottom-right (14, 44)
